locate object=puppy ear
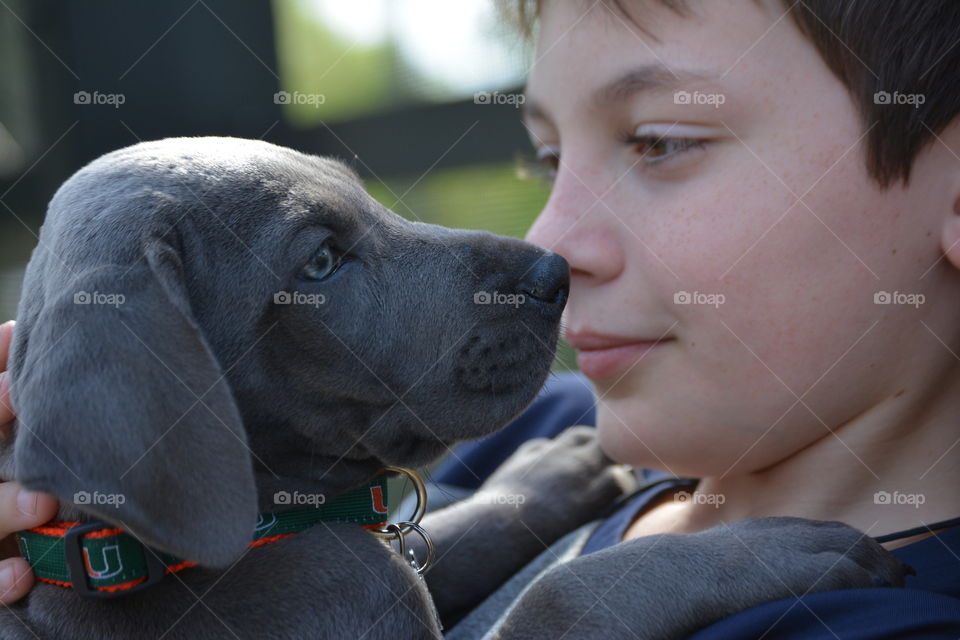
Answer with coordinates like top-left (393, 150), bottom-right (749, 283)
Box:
top-left (10, 237), bottom-right (258, 567)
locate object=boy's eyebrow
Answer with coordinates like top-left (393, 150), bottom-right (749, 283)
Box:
top-left (596, 64), bottom-right (720, 104)
top-left (522, 63), bottom-right (721, 124)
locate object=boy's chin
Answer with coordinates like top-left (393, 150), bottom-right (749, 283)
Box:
top-left (593, 408), bottom-right (668, 468)
top-left (595, 406), bottom-right (738, 477)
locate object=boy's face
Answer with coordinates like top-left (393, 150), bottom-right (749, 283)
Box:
top-left (523, 0), bottom-right (957, 476)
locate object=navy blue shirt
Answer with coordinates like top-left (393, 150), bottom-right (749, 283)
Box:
top-left (433, 371), bottom-right (960, 638)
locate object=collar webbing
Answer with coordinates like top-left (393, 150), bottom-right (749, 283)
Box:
top-left (15, 475), bottom-right (388, 597)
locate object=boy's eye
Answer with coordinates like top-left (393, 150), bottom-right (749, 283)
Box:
top-left (535, 145), bottom-right (560, 181)
top-left (519, 130), bottom-right (709, 185)
top-left (626, 135), bottom-right (706, 163)
top-left (514, 146), bottom-right (560, 184)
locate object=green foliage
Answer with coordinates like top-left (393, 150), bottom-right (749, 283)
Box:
top-left (272, 0), bottom-right (396, 124)
top-left (365, 161), bottom-right (547, 238)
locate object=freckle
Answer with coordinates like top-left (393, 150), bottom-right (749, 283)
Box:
top-left (891, 248), bottom-right (897, 254)
top-left (690, 341), bottom-right (695, 347)
top-left (894, 388), bottom-right (905, 397)
top-left (927, 231), bottom-right (933, 237)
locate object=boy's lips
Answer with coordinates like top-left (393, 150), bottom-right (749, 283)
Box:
top-left (565, 330), bottom-right (674, 379)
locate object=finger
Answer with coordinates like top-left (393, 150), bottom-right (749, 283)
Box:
top-left (0, 321), bottom-right (14, 433)
top-left (0, 320), bottom-right (13, 371)
top-left (0, 372), bottom-right (11, 434)
top-left (0, 483), bottom-right (59, 539)
top-left (0, 557), bottom-right (35, 604)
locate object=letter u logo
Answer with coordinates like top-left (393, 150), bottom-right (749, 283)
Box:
top-left (255, 513), bottom-right (278, 533)
top-left (82, 544), bottom-right (124, 579)
top-left (370, 486), bottom-right (388, 514)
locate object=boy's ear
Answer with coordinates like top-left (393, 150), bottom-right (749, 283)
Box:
top-left (9, 239), bottom-right (258, 568)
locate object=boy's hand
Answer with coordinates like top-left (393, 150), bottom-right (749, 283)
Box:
top-left (0, 321), bottom-right (14, 436)
top-left (0, 320), bottom-right (59, 603)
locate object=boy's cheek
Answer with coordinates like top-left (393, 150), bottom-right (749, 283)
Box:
top-left (595, 220), bottom-right (883, 467)
top-left (592, 111), bottom-right (946, 471)
top-left (592, 324), bottom-right (873, 474)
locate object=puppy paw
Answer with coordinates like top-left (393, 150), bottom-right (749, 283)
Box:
top-left (706, 516), bottom-right (915, 594)
top-left (479, 426), bottom-right (637, 535)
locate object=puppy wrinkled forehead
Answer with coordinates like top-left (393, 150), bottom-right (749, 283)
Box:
top-left (97, 137), bottom-right (363, 187)
top-left (279, 155), bottom-right (376, 221)
top-left (50, 137), bottom-right (382, 239)
top-left (320, 157), bottom-right (363, 187)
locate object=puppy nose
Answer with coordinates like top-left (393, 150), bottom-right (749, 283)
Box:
top-left (518, 252), bottom-right (569, 306)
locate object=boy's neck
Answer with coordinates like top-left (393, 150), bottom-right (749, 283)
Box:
top-left (661, 378), bottom-right (960, 547)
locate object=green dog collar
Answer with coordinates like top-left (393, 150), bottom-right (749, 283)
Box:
top-left (16, 475), bottom-right (389, 598)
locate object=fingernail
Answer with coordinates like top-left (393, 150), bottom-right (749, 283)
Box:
top-left (0, 566), bottom-right (14, 594)
top-left (16, 489), bottom-right (38, 517)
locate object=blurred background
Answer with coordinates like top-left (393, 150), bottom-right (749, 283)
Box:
top-left (0, 0), bottom-right (577, 370)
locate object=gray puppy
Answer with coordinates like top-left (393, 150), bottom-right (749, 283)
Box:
top-left (0, 137), bottom-right (910, 639)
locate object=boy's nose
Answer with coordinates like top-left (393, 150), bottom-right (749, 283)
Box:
top-left (525, 176), bottom-right (624, 284)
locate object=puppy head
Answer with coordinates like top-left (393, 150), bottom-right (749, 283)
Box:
top-left (3, 137), bottom-right (568, 566)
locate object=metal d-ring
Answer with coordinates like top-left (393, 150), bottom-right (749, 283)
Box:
top-left (399, 521), bottom-right (435, 575)
top-left (370, 466), bottom-right (427, 539)
top-left (370, 468), bottom-right (435, 574)
top-left (382, 522), bottom-right (408, 558)
top-left (378, 521), bottom-right (435, 575)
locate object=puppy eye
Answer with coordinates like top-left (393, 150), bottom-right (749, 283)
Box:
top-left (299, 240), bottom-right (342, 281)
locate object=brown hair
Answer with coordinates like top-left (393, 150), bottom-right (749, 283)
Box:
top-left (498, 0), bottom-right (960, 189)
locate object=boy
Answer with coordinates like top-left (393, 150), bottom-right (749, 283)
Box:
top-left (434, 0), bottom-right (960, 636)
